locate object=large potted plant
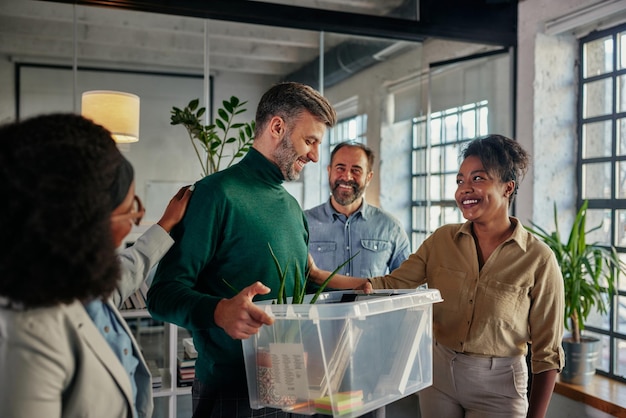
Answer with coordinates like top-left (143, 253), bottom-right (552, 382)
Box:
top-left (526, 200), bottom-right (624, 384)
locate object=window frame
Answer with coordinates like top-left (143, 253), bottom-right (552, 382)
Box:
top-left (578, 23), bottom-right (626, 383)
top-left (410, 100), bottom-right (489, 249)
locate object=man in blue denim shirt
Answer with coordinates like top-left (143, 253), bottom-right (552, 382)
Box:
top-left (305, 141), bottom-right (410, 278)
top-left (305, 141), bottom-right (410, 418)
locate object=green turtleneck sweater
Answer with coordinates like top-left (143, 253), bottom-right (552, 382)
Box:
top-left (147, 148), bottom-right (309, 388)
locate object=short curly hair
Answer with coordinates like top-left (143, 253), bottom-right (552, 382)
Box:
top-left (462, 134), bottom-right (530, 206)
top-left (0, 114), bottom-right (124, 308)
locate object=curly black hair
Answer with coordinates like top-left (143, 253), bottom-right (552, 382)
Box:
top-left (462, 134), bottom-right (530, 205)
top-left (0, 114), bottom-right (123, 308)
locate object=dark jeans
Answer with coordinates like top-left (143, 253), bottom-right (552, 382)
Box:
top-left (191, 378), bottom-right (385, 418)
top-left (191, 379), bottom-right (290, 418)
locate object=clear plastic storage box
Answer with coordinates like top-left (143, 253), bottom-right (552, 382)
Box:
top-left (242, 289), bottom-right (442, 417)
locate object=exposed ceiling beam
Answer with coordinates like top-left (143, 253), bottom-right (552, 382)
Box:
top-left (40, 0), bottom-right (518, 47)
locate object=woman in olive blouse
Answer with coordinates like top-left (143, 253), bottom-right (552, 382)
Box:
top-left (310, 134), bottom-right (565, 418)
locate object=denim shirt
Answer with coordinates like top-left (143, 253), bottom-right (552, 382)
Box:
top-left (305, 199), bottom-right (411, 277)
top-left (84, 299), bottom-right (139, 417)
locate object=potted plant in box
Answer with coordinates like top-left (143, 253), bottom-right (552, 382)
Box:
top-left (526, 200), bottom-right (624, 384)
top-left (231, 244), bottom-right (358, 407)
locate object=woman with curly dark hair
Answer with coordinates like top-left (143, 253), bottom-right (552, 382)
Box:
top-left (310, 134), bottom-right (565, 418)
top-left (0, 113), bottom-right (154, 418)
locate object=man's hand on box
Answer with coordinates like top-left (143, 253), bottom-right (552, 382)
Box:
top-left (214, 281), bottom-right (274, 339)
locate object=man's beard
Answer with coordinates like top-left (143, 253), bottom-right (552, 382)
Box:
top-left (331, 180), bottom-right (365, 206)
top-left (272, 132), bottom-right (301, 181)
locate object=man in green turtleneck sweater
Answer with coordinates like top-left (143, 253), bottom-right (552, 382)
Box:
top-left (147, 82), bottom-right (336, 417)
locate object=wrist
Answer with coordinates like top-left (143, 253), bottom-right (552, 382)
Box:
top-left (157, 220), bottom-right (173, 233)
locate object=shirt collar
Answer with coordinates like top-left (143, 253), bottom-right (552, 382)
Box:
top-left (456, 217), bottom-right (528, 252)
top-left (323, 198), bottom-right (368, 221)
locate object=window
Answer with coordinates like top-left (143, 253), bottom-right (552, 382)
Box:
top-left (329, 114), bottom-right (367, 147)
top-left (410, 100), bottom-right (488, 249)
top-left (579, 23), bottom-right (626, 382)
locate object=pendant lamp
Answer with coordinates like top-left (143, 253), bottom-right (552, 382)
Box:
top-left (81, 90), bottom-right (140, 143)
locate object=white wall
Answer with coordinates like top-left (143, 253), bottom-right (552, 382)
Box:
top-left (516, 0), bottom-right (597, 229)
top-left (0, 60), bottom-right (276, 245)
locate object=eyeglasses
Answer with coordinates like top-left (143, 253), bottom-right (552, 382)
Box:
top-left (111, 195), bottom-right (145, 226)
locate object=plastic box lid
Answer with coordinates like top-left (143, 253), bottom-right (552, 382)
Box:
top-left (256, 289), bottom-right (442, 320)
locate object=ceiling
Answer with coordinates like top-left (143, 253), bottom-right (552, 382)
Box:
top-left (0, 0), bottom-right (516, 84)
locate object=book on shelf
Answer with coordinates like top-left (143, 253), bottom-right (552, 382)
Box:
top-left (178, 369), bottom-right (195, 380)
top-left (121, 281), bottom-right (150, 310)
top-left (146, 360), bottom-right (162, 389)
top-left (182, 337), bottom-right (198, 359)
top-left (121, 290), bottom-right (145, 310)
top-left (177, 356), bottom-right (196, 369)
top-left (177, 375), bottom-right (194, 387)
top-left (176, 348), bottom-right (196, 388)
top-left (129, 292), bottom-right (143, 309)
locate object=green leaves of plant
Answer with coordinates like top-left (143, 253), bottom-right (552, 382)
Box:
top-left (222, 244), bottom-right (361, 306)
top-left (268, 243), bottom-right (288, 304)
top-left (268, 243), bottom-right (360, 305)
top-left (525, 200), bottom-right (625, 342)
top-left (170, 96), bottom-right (255, 177)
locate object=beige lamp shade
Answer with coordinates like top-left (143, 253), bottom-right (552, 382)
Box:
top-left (81, 90), bottom-right (140, 143)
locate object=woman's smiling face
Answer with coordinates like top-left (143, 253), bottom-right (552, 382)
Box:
top-left (454, 155), bottom-right (513, 223)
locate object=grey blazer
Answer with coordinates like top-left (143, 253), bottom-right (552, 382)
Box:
top-left (0, 225), bottom-right (174, 418)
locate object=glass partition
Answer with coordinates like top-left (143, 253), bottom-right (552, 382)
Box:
top-left (1, 0), bottom-right (515, 412)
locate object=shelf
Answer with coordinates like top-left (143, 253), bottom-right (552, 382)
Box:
top-left (120, 308), bottom-right (152, 318)
top-left (121, 308), bottom-right (190, 417)
top-left (554, 374), bottom-right (626, 418)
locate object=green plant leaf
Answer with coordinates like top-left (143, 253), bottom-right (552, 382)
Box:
top-left (171, 96), bottom-right (254, 177)
top-left (310, 251), bottom-right (360, 304)
top-left (293, 262), bottom-right (303, 304)
top-left (218, 108), bottom-right (229, 122)
top-left (268, 243), bottom-right (287, 304)
top-left (525, 200), bottom-right (623, 342)
top-left (221, 278), bottom-right (241, 296)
